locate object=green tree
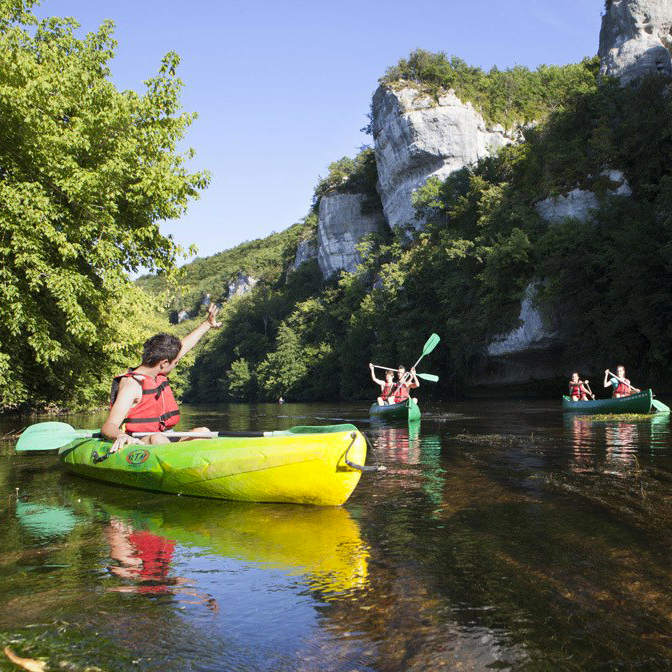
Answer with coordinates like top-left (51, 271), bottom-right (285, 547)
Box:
top-left (0, 2), bottom-right (208, 409)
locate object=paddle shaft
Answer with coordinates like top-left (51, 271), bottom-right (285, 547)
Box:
top-left (606, 370), bottom-right (640, 393)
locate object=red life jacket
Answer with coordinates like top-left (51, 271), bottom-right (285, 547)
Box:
top-left (614, 378), bottom-right (632, 396)
top-left (381, 382), bottom-right (393, 400)
top-left (110, 370), bottom-right (180, 434)
top-left (394, 382), bottom-right (411, 402)
top-left (569, 383), bottom-right (584, 398)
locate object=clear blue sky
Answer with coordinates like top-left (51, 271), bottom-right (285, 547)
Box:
top-left (36, 0), bottom-right (604, 263)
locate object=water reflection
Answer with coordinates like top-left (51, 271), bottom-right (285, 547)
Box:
top-left (65, 486), bottom-right (370, 598)
top-left (564, 414), bottom-right (670, 475)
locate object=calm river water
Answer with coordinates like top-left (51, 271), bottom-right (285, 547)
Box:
top-left (1, 400), bottom-right (672, 671)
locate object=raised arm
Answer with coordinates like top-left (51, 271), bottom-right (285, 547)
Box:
top-left (410, 367), bottom-right (420, 388)
top-left (369, 363), bottom-right (384, 386)
top-left (177, 304), bottom-right (222, 362)
top-left (603, 369), bottom-right (612, 389)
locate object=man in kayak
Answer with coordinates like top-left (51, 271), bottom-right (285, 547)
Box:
top-left (102, 304), bottom-right (222, 453)
top-left (392, 365), bottom-right (420, 405)
top-left (603, 365), bottom-right (640, 398)
top-left (568, 372), bottom-right (591, 401)
top-left (369, 364), bottom-right (394, 405)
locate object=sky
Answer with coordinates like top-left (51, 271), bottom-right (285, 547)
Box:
top-left (35, 0), bottom-right (605, 264)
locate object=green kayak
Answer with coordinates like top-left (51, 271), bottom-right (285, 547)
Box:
top-left (562, 389), bottom-right (653, 414)
top-left (369, 398), bottom-right (421, 423)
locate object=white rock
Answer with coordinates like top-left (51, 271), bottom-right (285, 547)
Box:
top-left (227, 271), bottom-right (258, 297)
top-left (177, 309), bottom-right (190, 323)
top-left (534, 189), bottom-right (600, 224)
top-left (292, 237), bottom-right (318, 270)
top-left (372, 85), bottom-right (519, 230)
top-left (317, 193), bottom-right (386, 277)
top-left (599, 0), bottom-right (672, 85)
top-left (487, 284), bottom-right (557, 357)
top-left (535, 171), bottom-right (632, 224)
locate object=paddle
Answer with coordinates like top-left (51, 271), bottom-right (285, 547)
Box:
top-left (371, 366), bottom-right (439, 383)
top-left (583, 380), bottom-right (596, 401)
top-left (16, 422), bottom-right (268, 453)
top-left (606, 370), bottom-right (641, 394)
top-left (389, 333), bottom-right (442, 397)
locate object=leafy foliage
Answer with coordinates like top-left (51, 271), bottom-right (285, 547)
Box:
top-left (380, 49), bottom-right (599, 128)
top-left (0, 3), bottom-right (207, 409)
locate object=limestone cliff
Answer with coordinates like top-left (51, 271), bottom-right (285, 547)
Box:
top-left (371, 86), bottom-right (519, 230)
top-left (317, 193), bottom-right (387, 277)
top-left (599, 0), bottom-right (672, 84)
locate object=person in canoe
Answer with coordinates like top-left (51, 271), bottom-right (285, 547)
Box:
top-left (369, 364), bottom-right (395, 405)
top-left (392, 365), bottom-right (420, 405)
top-left (568, 372), bottom-right (591, 401)
top-left (603, 365), bottom-right (640, 398)
top-left (102, 304), bottom-right (222, 453)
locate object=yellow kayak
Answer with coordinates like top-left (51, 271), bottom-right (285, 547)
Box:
top-left (59, 424), bottom-right (368, 506)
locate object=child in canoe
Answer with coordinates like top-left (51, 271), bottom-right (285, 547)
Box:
top-left (568, 373), bottom-right (591, 401)
top-left (102, 304), bottom-right (222, 453)
top-left (603, 365), bottom-right (640, 398)
top-left (369, 364), bottom-right (395, 405)
top-left (392, 365), bottom-right (420, 405)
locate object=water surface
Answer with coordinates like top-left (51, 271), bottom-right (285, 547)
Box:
top-left (1, 400), bottom-right (672, 671)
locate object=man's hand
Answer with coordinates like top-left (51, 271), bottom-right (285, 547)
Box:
top-left (369, 363), bottom-right (374, 370)
top-left (411, 367), bottom-right (416, 375)
top-left (110, 433), bottom-right (143, 454)
top-left (207, 303), bottom-right (222, 329)
top-left (605, 369), bottom-right (610, 376)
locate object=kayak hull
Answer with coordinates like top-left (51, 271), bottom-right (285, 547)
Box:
top-left (369, 398), bottom-right (421, 423)
top-left (58, 424), bottom-right (366, 506)
top-left (562, 389), bottom-right (653, 414)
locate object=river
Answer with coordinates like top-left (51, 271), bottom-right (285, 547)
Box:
top-left (1, 400), bottom-right (671, 671)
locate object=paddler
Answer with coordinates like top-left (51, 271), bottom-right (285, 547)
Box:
top-left (603, 365), bottom-right (640, 398)
top-left (568, 372), bottom-right (590, 401)
top-left (369, 364), bottom-right (394, 405)
top-left (392, 365), bottom-right (420, 405)
top-left (102, 304), bottom-right (222, 453)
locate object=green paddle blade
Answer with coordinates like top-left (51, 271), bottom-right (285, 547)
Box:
top-left (16, 422), bottom-right (84, 453)
top-left (422, 333), bottom-right (441, 356)
top-left (417, 373), bottom-right (439, 382)
top-left (652, 399), bottom-right (671, 414)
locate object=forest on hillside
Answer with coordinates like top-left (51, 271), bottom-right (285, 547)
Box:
top-left (158, 52), bottom-right (672, 403)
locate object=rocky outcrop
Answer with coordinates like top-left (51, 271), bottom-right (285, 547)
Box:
top-left (372, 86), bottom-right (519, 230)
top-left (292, 237), bottom-right (318, 270)
top-left (473, 284), bottom-right (562, 387)
top-left (534, 189), bottom-right (600, 224)
top-left (487, 285), bottom-right (558, 358)
top-left (534, 170), bottom-right (631, 224)
top-left (227, 272), bottom-right (258, 297)
top-left (599, 0), bottom-right (672, 85)
top-left (317, 193), bottom-right (387, 277)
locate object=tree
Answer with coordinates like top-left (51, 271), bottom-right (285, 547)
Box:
top-left (0, 2), bottom-right (208, 408)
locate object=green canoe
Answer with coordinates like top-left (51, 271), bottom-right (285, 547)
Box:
top-left (57, 424), bottom-right (367, 506)
top-left (562, 389), bottom-right (653, 414)
top-left (369, 398), bottom-right (421, 423)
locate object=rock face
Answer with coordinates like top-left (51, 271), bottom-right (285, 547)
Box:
top-left (227, 272), bottom-right (258, 297)
top-left (292, 237), bottom-right (318, 270)
top-left (472, 284), bottom-right (562, 388)
top-left (487, 285), bottom-right (558, 358)
top-left (534, 170), bottom-right (632, 224)
top-left (317, 193), bottom-right (387, 277)
top-left (534, 189), bottom-right (600, 224)
top-left (372, 86), bottom-right (519, 230)
top-left (599, 0), bottom-right (672, 85)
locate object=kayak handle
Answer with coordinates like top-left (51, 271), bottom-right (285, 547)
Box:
top-left (344, 432), bottom-right (386, 473)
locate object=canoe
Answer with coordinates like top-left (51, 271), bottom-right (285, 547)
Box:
top-left (562, 389), bottom-right (653, 414)
top-left (58, 424), bottom-right (367, 506)
top-left (369, 398), bottom-right (421, 422)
